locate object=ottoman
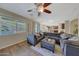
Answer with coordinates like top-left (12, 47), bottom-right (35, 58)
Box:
top-left (41, 38), bottom-right (55, 52)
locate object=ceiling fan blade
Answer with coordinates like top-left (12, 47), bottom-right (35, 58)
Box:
top-left (27, 9), bottom-right (32, 12)
top-left (43, 3), bottom-right (51, 8)
top-left (34, 3), bottom-right (42, 7)
top-left (43, 9), bottom-right (51, 14)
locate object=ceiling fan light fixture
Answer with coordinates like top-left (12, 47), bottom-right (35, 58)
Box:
top-left (38, 6), bottom-right (44, 12)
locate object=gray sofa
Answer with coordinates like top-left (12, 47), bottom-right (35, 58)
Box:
top-left (43, 32), bottom-right (61, 44)
top-left (63, 40), bottom-right (79, 56)
top-left (27, 33), bottom-right (44, 46)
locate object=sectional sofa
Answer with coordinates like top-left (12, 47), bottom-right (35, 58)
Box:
top-left (64, 40), bottom-right (79, 56)
top-left (27, 33), bottom-right (44, 46)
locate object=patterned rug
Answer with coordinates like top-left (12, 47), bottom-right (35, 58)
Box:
top-left (30, 43), bottom-right (62, 56)
top-left (31, 46), bottom-right (57, 56)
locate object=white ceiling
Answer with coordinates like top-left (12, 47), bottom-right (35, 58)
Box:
top-left (0, 3), bottom-right (79, 26)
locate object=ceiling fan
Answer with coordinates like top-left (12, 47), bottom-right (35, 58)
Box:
top-left (27, 3), bottom-right (52, 16)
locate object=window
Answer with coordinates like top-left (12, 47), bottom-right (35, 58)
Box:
top-left (35, 23), bottom-right (38, 32)
top-left (0, 16), bottom-right (26, 36)
top-left (35, 23), bottom-right (40, 33)
top-left (0, 17), bottom-right (16, 35)
top-left (16, 22), bottom-right (26, 32)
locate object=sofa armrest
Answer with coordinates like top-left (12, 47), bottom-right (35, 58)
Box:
top-left (64, 43), bottom-right (79, 56)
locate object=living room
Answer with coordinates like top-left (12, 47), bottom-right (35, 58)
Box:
top-left (0, 3), bottom-right (79, 56)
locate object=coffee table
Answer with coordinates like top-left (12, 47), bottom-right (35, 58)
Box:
top-left (41, 38), bottom-right (55, 52)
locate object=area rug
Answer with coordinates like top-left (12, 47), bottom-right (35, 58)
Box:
top-left (31, 46), bottom-right (57, 56)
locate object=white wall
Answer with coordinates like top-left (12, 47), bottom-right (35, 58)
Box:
top-left (0, 8), bottom-right (35, 49)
